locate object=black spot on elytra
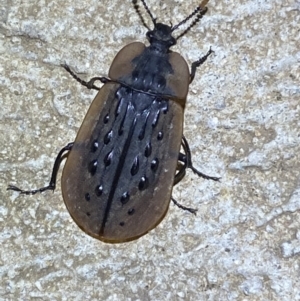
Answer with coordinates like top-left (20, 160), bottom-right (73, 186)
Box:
top-left (157, 131), bottom-right (163, 140)
top-left (95, 185), bottom-right (103, 196)
top-left (138, 128), bottom-right (145, 140)
top-left (91, 140), bottom-right (99, 152)
top-left (104, 130), bottom-right (113, 144)
top-left (144, 143), bottom-right (152, 157)
top-left (115, 91), bottom-right (123, 116)
top-left (131, 156), bottom-right (139, 176)
top-left (104, 151), bottom-right (113, 166)
top-left (139, 176), bottom-right (149, 191)
top-left (151, 158), bottom-right (159, 172)
top-left (152, 111), bottom-right (160, 127)
top-left (162, 102), bottom-right (168, 114)
top-left (121, 192), bottom-right (130, 204)
top-left (128, 208), bottom-right (135, 215)
top-left (138, 111), bottom-right (150, 140)
top-left (88, 160), bottom-right (97, 175)
top-left (119, 221), bottom-right (125, 226)
top-left (85, 193), bottom-right (90, 201)
top-left (103, 114), bottom-right (109, 124)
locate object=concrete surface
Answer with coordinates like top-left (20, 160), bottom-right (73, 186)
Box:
top-left (1, 0), bottom-right (300, 300)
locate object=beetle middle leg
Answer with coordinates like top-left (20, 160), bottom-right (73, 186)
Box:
top-left (190, 47), bottom-right (214, 83)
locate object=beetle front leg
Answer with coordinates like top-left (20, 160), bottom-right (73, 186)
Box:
top-left (61, 64), bottom-right (111, 91)
top-left (190, 47), bottom-right (214, 83)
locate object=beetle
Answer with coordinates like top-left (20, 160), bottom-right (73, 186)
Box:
top-left (8, 0), bottom-right (219, 243)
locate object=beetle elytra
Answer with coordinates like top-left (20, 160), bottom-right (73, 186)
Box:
top-left (8, 0), bottom-right (219, 243)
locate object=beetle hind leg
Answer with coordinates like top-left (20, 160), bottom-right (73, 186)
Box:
top-left (172, 135), bottom-right (219, 213)
top-left (180, 135), bottom-right (220, 181)
top-left (171, 197), bottom-right (198, 215)
top-left (7, 143), bottom-right (73, 195)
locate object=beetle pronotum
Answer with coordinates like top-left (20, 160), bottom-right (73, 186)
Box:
top-left (8, 0), bottom-right (219, 243)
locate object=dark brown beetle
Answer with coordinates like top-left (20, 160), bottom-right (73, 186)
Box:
top-left (8, 0), bottom-right (219, 243)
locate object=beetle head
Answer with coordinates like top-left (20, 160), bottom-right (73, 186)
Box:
top-left (133, 0), bottom-right (210, 47)
top-left (146, 23), bottom-right (176, 51)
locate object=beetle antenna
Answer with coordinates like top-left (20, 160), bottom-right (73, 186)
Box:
top-left (140, 0), bottom-right (157, 26)
top-left (172, 0), bottom-right (209, 39)
top-left (132, 0), bottom-right (151, 30)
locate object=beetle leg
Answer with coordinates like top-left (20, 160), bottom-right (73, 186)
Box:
top-left (7, 143), bottom-right (73, 195)
top-left (174, 135), bottom-right (220, 185)
top-left (61, 64), bottom-right (111, 91)
top-left (172, 135), bottom-right (220, 214)
top-left (171, 197), bottom-right (198, 215)
top-left (174, 156), bottom-right (186, 185)
top-left (181, 135), bottom-right (220, 181)
top-left (190, 47), bottom-right (214, 83)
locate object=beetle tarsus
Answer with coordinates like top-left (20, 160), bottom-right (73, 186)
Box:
top-left (7, 143), bottom-right (73, 195)
top-left (172, 197), bottom-right (198, 215)
top-left (190, 47), bottom-right (214, 83)
top-left (7, 184), bottom-right (56, 195)
top-left (190, 165), bottom-right (221, 181)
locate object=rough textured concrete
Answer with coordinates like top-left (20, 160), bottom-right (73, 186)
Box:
top-left (1, 0), bottom-right (300, 300)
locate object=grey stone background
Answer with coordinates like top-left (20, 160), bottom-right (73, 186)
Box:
top-left (1, 0), bottom-right (299, 300)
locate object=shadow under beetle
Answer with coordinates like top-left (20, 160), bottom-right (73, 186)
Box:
top-left (8, 0), bottom-right (220, 243)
